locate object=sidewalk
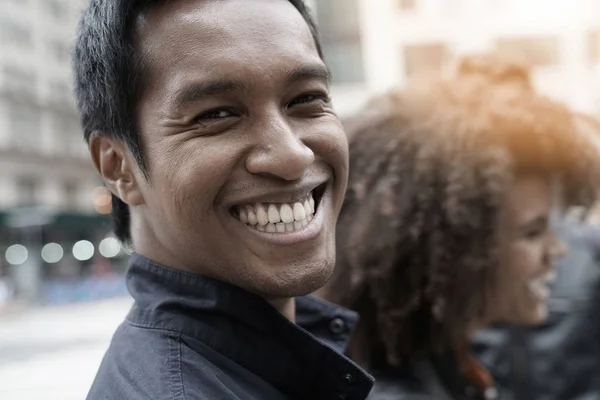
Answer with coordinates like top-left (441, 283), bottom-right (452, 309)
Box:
top-left (0, 296), bottom-right (132, 400)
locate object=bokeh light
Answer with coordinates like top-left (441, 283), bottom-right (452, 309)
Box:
top-left (41, 243), bottom-right (64, 264)
top-left (72, 240), bottom-right (95, 261)
top-left (5, 244), bottom-right (28, 266)
top-left (99, 237), bottom-right (121, 258)
top-left (92, 186), bottom-right (112, 215)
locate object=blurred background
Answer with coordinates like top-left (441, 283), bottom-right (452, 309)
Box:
top-left (2, 0), bottom-right (600, 399)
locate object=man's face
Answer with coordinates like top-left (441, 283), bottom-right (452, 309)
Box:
top-left (127, 0), bottom-right (348, 299)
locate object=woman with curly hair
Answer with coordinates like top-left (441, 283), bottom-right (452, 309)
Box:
top-left (321, 55), bottom-right (600, 400)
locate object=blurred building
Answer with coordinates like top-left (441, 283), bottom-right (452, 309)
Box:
top-left (2, 0), bottom-right (600, 304)
top-left (310, 0), bottom-right (600, 116)
top-left (306, 0), bottom-right (370, 116)
top-left (0, 0), bottom-right (120, 304)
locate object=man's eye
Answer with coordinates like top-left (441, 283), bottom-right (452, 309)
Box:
top-left (289, 93), bottom-right (330, 108)
top-left (194, 109), bottom-right (235, 122)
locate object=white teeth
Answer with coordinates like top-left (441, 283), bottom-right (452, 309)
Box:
top-left (267, 204), bottom-right (281, 224)
top-left (303, 200), bottom-right (311, 216)
top-left (280, 204), bottom-right (294, 223)
top-left (256, 205), bottom-right (269, 226)
top-left (527, 279), bottom-right (550, 300)
top-left (239, 209), bottom-right (248, 224)
top-left (247, 208), bottom-right (257, 225)
top-left (234, 191), bottom-right (318, 233)
top-left (293, 202), bottom-right (306, 221)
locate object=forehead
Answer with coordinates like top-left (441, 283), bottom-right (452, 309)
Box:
top-left (136, 0), bottom-right (321, 86)
top-left (505, 175), bottom-right (553, 224)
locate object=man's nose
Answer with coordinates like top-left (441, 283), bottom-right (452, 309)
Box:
top-left (245, 115), bottom-right (315, 181)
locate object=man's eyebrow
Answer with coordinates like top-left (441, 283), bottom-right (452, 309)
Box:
top-left (170, 64), bottom-right (330, 107)
top-left (285, 64), bottom-right (331, 86)
top-left (171, 79), bottom-right (248, 107)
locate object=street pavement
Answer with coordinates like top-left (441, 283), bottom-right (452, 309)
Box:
top-left (0, 297), bottom-right (133, 400)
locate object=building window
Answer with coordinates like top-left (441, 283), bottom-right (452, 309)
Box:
top-left (52, 115), bottom-right (83, 155)
top-left (403, 43), bottom-right (449, 78)
top-left (8, 104), bottom-right (41, 152)
top-left (323, 43), bottom-right (365, 84)
top-left (63, 181), bottom-right (78, 209)
top-left (49, 80), bottom-right (73, 103)
top-left (314, 0), bottom-right (365, 85)
top-left (0, 18), bottom-right (32, 48)
top-left (16, 177), bottom-right (38, 206)
top-left (48, 40), bottom-right (71, 63)
top-left (398, 0), bottom-right (416, 10)
top-left (3, 66), bottom-right (36, 98)
top-left (495, 36), bottom-right (559, 67)
top-left (44, 0), bottom-right (67, 20)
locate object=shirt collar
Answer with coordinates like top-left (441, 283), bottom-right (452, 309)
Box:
top-left (125, 253), bottom-right (374, 399)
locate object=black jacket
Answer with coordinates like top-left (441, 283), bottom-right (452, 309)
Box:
top-left (87, 254), bottom-right (374, 400)
top-left (473, 221), bottom-right (600, 400)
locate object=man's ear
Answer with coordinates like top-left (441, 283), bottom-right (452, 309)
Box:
top-left (89, 133), bottom-right (145, 206)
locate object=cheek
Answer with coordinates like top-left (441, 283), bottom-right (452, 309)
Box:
top-left (493, 244), bottom-right (540, 300)
top-left (304, 118), bottom-right (348, 165)
top-left (509, 242), bottom-right (545, 277)
top-left (502, 243), bottom-right (545, 307)
top-left (488, 242), bottom-right (548, 323)
top-left (306, 119), bottom-right (349, 196)
top-left (150, 142), bottom-right (236, 220)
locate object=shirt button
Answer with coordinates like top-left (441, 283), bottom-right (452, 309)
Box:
top-left (329, 317), bottom-right (346, 334)
top-left (343, 373), bottom-right (355, 385)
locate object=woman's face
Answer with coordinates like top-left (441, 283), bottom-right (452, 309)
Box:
top-left (489, 175), bottom-right (567, 325)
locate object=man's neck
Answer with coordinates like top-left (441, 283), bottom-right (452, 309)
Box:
top-left (268, 297), bottom-right (296, 322)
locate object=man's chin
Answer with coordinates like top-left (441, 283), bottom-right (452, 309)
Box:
top-left (251, 261), bottom-right (335, 300)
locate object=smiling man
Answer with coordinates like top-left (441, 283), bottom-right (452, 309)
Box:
top-left (73, 0), bottom-right (373, 399)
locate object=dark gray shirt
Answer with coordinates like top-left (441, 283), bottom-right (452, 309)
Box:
top-left (87, 254), bottom-right (374, 400)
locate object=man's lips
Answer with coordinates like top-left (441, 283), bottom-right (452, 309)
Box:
top-left (225, 179), bottom-right (327, 208)
top-left (230, 184), bottom-right (326, 233)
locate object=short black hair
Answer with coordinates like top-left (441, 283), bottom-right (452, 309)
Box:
top-left (73, 0), bottom-right (323, 245)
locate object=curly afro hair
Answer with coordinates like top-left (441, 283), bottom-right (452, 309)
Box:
top-left (323, 54), bottom-right (600, 369)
